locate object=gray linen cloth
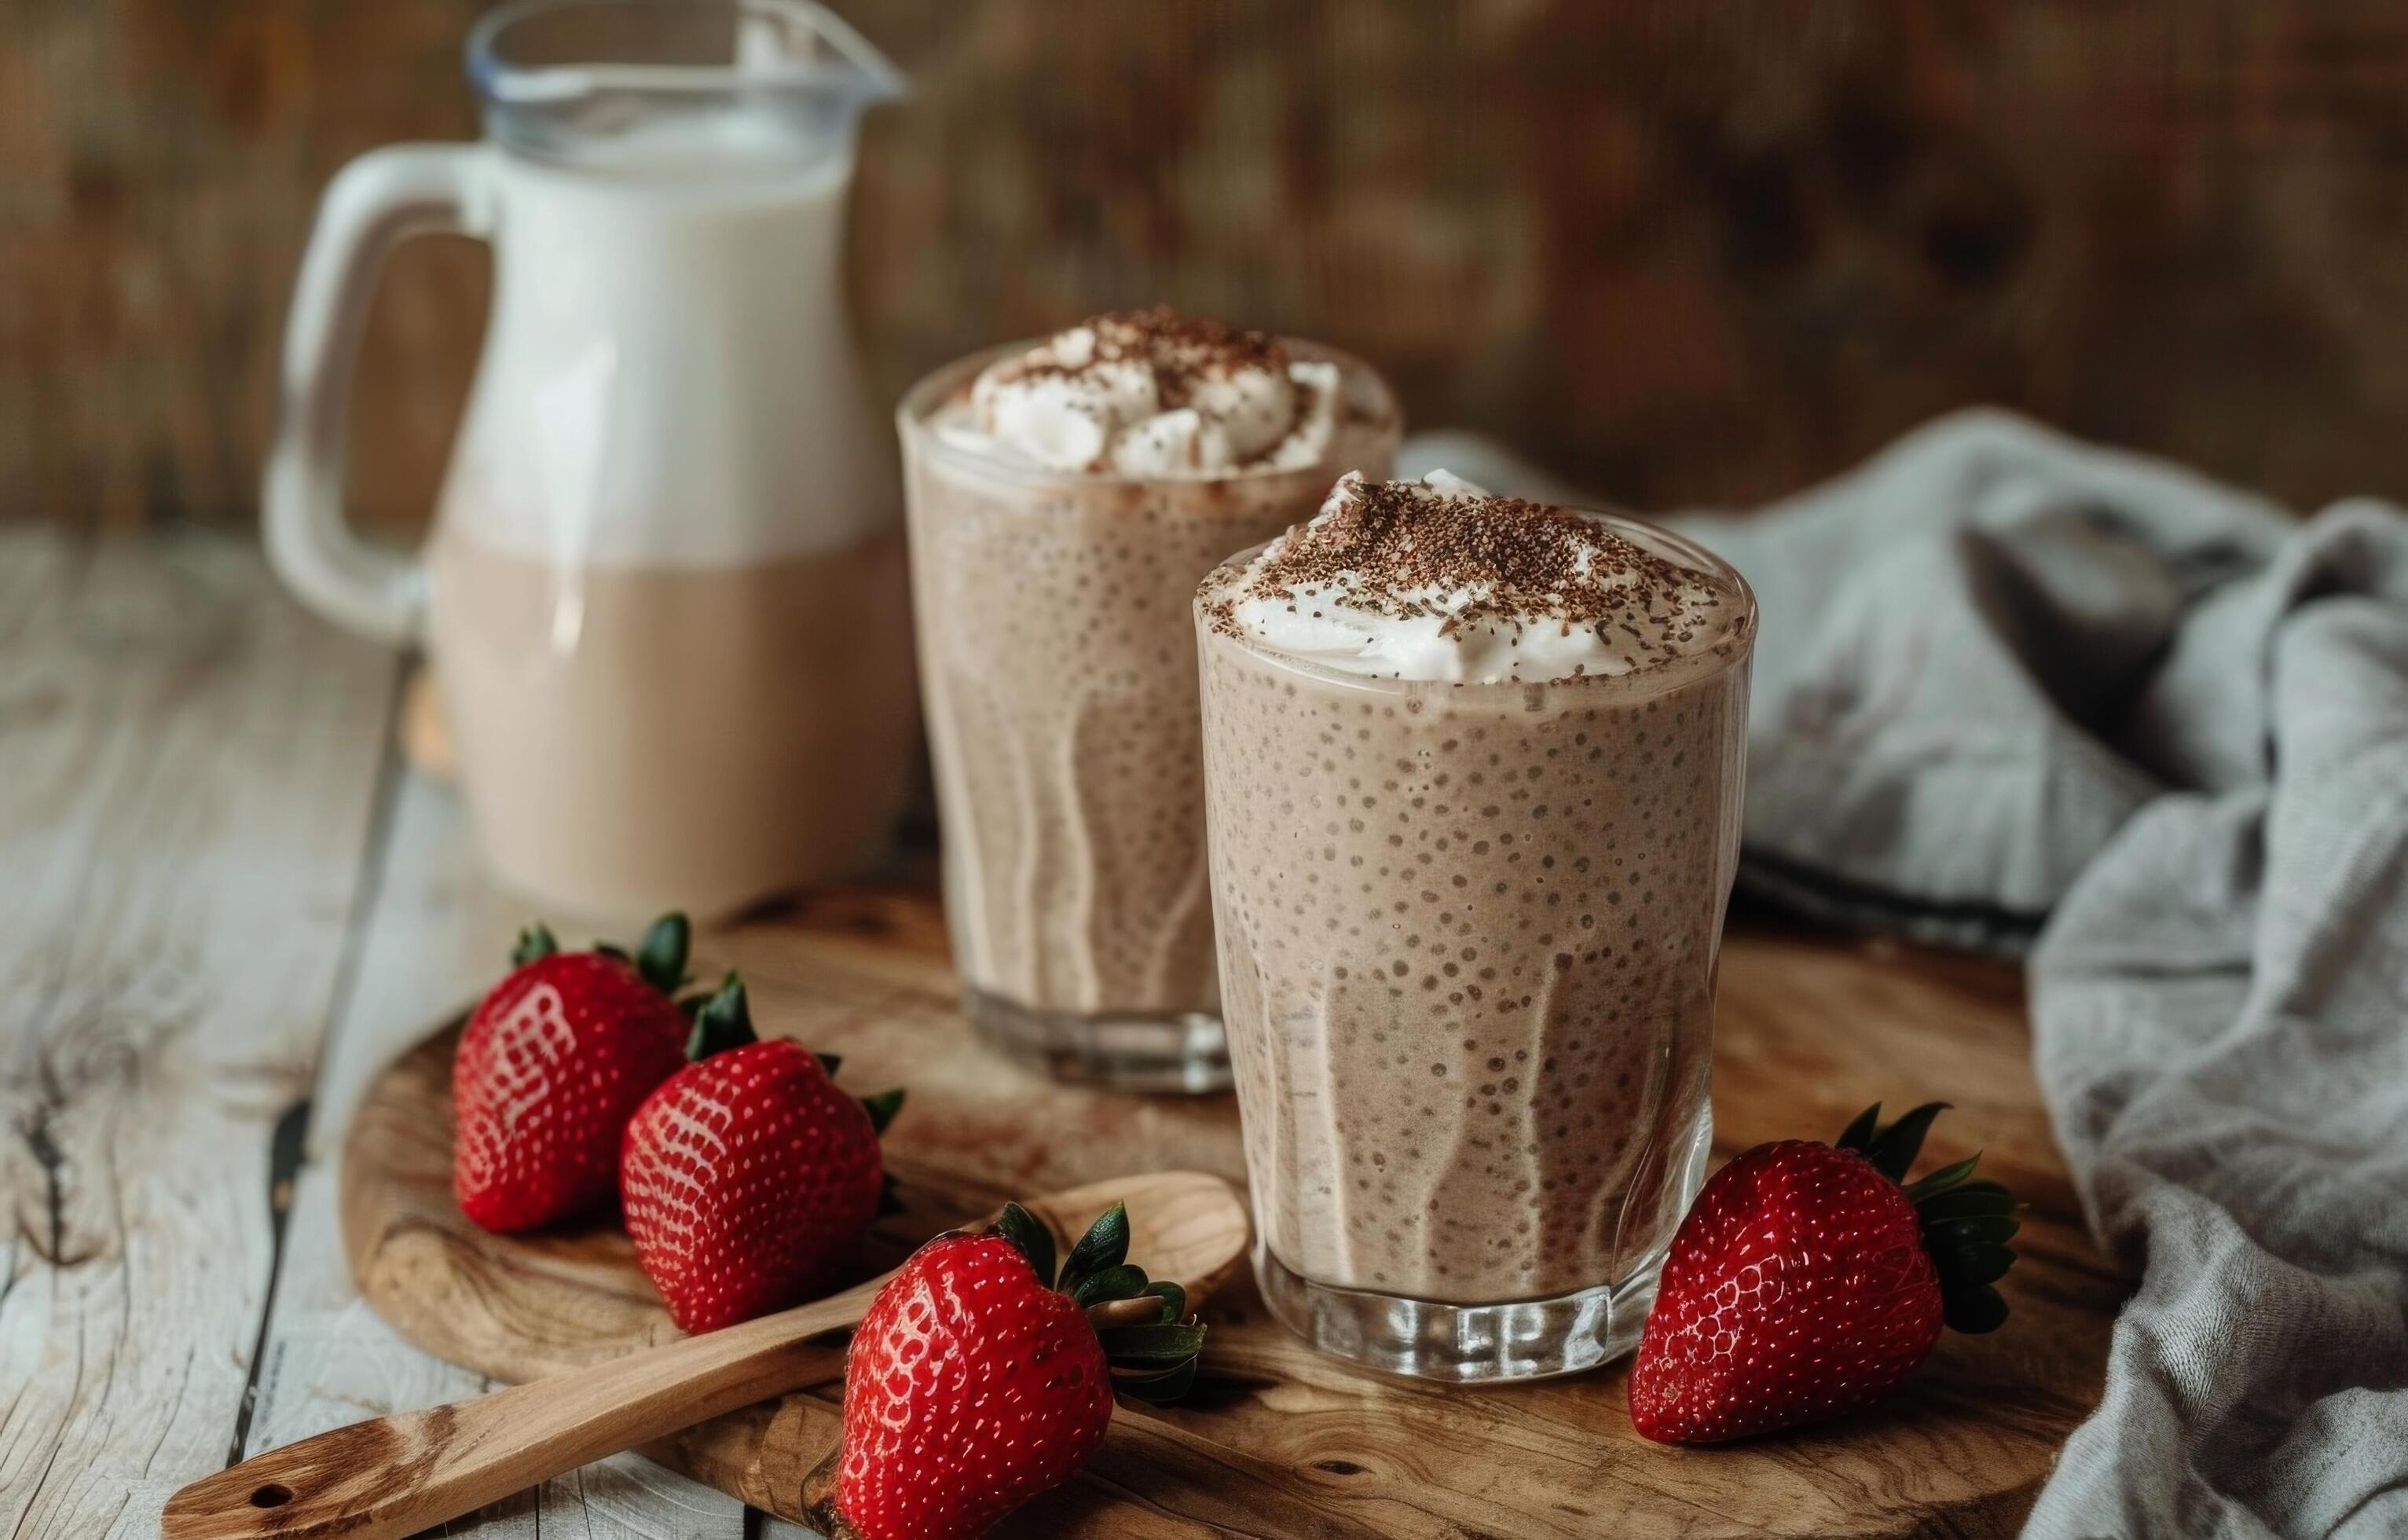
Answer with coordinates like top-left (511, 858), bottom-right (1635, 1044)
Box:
top-left (1401, 413), bottom-right (2408, 1538)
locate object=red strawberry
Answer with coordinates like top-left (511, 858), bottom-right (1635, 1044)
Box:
top-left (620, 975), bottom-right (902, 1333)
top-left (453, 915), bottom-right (694, 1233)
top-left (1629, 1102), bottom-right (2018, 1444)
top-left (808, 1202), bottom-right (1206, 1540)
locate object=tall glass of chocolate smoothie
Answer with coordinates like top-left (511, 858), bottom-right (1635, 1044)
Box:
top-left (900, 310), bottom-right (1399, 1091)
top-left (1196, 471), bottom-right (1756, 1380)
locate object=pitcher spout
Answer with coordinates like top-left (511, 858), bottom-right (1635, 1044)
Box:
top-left (468, 0), bottom-right (905, 170)
top-left (757, 0), bottom-right (906, 112)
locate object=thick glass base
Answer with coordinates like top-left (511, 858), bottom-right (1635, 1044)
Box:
top-left (964, 988), bottom-right (1231, 1094)
top-left (1254, 1245), bottom-right (1666, 1383)
top-left (1253, 1109), bottom-right (1714, 1382)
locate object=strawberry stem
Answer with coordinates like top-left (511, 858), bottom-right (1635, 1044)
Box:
top-left (1070, 1263), bottom-right (1149, 1307)
top-left (1084, 1295), bottom-right (1166, 1329)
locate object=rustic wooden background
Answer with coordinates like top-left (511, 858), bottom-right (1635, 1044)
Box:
top-left (8, 0), bottom-right (2408, 533)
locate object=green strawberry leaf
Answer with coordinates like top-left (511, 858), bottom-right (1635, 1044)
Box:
top-left (992, 1203), bottom-right (1056, 1286)
top-left (1942, 1279), bottom-right (2010, 1334)
top-left (859, 1088), bottom-right (904, 1137)
top-left (1863, 1102), bottom-right (1951, 1183)
top-left (1904, 1153), bottom-right (1984, 1203)
top-left (1057, 1202), bottom-right (1131, 1297)
top-left (1070, 1263), bottom-right (1149, 1308)
top-left (815, 1052), bottom-right (843, 1076)
top-left (636, 911), bottom-right (691, 995)
top-left (684, 974), bottom-right (757, 1061)
top-left (1146, 1281), bottom-right (1187, 1325)
top-left (1098, 1322), bottom-right (1208, 1366)
top-left (1835, 1103), bottom-right (1882, 1155)
top-left (593, 942), bottom-right (631, 963)
top-left (511, 924), bottom-right (559, 967)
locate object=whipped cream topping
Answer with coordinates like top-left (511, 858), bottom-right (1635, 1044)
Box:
top-left (1206, 471), bottom-right (1749, 684)
top-left (936, 307), bottom-right (1341, 477)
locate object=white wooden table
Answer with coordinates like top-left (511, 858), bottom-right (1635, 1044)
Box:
top-left (0, 530), bottom-right (817, 1538)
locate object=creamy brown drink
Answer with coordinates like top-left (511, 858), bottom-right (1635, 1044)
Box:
top-left (428, 525), bottom-right (918, 923)
top-left (1196, 471), bottom-right (1755, 1380)
top-left (900, 310), bottom-right (1398, 1090)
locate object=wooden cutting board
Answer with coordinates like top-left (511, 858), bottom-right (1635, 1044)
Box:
top-left (340, 884), bottom-right (2125, 1538)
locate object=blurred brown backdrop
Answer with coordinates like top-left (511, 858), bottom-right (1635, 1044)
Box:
top-left (7, 0), bottom-right (2408, 533)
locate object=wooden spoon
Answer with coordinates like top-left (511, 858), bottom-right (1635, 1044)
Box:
top-left (162, 1170), bottom-right (1246, 1540)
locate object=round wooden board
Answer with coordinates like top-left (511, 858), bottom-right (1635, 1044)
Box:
top-left (341, 885), bottom-right (2125, 1538)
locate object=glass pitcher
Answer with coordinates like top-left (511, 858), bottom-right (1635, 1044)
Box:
top-left (268, 0), bottom-right (918, 923)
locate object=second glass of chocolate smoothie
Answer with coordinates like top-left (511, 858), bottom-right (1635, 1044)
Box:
top-left (900, 310), bottom-right (1399, 1091)
top-left (1197, 471), bottom-right (1755, 1380)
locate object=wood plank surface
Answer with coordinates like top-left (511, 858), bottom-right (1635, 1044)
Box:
top-left (238, 769), bottom-right (764, 1537)
top-left (0, 533), bottom-right (764, 1538)
top-left (340, 886), bottom-right (2128, 1539)
top-left (0, 531), bottom-right (398, 1536)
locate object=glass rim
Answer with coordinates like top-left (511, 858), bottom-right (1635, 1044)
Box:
top-left (895, 336), bottom-right (1405, 492)
top-left (467, 0), bottom-right (905, 106)
top-left (1194, 514), bottom-right (1757, 700)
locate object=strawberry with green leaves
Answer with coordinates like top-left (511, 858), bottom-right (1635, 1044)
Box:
top-left (621, 974), bottom-right (902, 1333)
top-left (452, 914), bottom-right (695, 1233)
top-left (808, 1202), bottom-right (1205, 1540)
top-left (1629, 1102), bottom-right (2018, 1444)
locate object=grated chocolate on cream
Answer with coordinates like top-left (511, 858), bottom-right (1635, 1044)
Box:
top-left (1203, 471), bottom-right (1750, 683)
top-left (987, 306), bottom-right (1291, 412)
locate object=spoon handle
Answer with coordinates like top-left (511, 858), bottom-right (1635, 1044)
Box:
top-left (160, 1274), bottom-right (886, 1540)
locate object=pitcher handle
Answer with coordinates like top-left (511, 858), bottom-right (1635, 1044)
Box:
top-left (265, 144), bottom-right (493, 644)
